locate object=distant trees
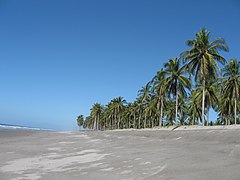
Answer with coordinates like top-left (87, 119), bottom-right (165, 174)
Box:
top-left (76, 115), bottom-right (84, 130)
top-left (222, 59), bottom-right (240, 125)
top-left (77, 28), bottom-right (240, 130)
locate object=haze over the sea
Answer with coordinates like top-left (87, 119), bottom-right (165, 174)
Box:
top-left (0, 0), bottom-right (239, 130)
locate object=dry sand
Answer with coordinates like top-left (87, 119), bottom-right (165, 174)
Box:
top-left (1, 126), bottom-right (240, 180)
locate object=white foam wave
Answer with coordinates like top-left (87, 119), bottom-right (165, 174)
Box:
top-left (0, 124), bottom-right (50, 131)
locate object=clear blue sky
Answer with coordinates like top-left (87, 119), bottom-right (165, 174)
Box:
top-left (0, 0), bottom-right (239, 130)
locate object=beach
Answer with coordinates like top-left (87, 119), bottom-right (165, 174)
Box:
top-left (1, 126), bottom-right (240, 180)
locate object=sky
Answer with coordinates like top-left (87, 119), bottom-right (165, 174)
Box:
top-left (0, 0), bottom-right (239, 130)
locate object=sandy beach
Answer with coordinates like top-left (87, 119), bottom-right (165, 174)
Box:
top-left (1, 126), bottom-right (240, 180)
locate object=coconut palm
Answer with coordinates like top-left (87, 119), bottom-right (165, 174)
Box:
top-left (188, 90), bottom-right (202, 125)
top-left (164, 58), bottom-right (191, 124)
top-left (138, 83), bottom-right (151, 128)
top-left (76, 115), bottom-right (84, 130)
top-left (181, 28), bottom-right (229, 126)
top-left (193, 81), bottom-right (219, 125)
top-left (90, 103), bottom-right (103, 130)
top-left (177, 96), bottom-right (189, 125)
top-left (83, 116), bottom-right (93, 129)
top-left (152, 69), bottom-right (167, 127)
top-left (222, 58), bottom-right (240, 124)
top-left (217, 96), bottom-right (234, 125)
top-left (111, 97), bottom-right (127, 129)
top-left (165, 99), bottom-right (175, 125)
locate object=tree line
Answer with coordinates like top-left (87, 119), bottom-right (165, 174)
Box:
top-left (77, 28), bottom-right (240, 130)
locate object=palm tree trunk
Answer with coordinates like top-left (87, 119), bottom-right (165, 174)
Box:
top-left (175, 91), bottom-right (178, 125)
top-left (134, 111), bottom-right (136, 129)
top-left (192, 112), bottom-right (195, 125)
top-left (235, 97), bottom-right (237, 125)
top-left (144, 113), bottom-right (146, 128)
top-left (207, 109), bottom-right (209, 126)
top-left (151, 112), bottom-right (154, 128)
top-left (97, 113), bottom-right (99, 130)
top-left (94, 116), bottom-right (97, 130)
top-left (139, 109), bottom-right (141, 129)
top-left (148, 116), bottom-right (150, 127)
top-left (118, 115), bottom-right (120, 129)
top-left (160, 97), bottom-right (163, 127)
top-left (114, 112), bottom-right (117, 129)
top-left (202, 79), bottom-right (206, 126)
top-left (109, 116), bottom-right (112, 130)
top-left (128, 115), bottom-right (130, 128)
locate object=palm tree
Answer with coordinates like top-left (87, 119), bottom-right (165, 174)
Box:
top-left (177, 96), bottom-right (189, 125)
top-left (138, 83), bottom-right (151, 128)
top-left (91, 103), bottom-right (103, 130)
top-left (188, 90), bottom-right (202, 125)
top-left (222, 58), bottom-right (240, 125)
top-left (193, 81), bottom-right (219, 125)
top-left (165, 99), bottom-right (175, 125)
top-left (217, 96), bottom-right (234, 125)
top-left (164, 58), bottom-right (191, 124)
top-left (111, 97), bottom-right (126, 129)
top-left (181, 28), bottom-right (229, 126)
top-left (83, 116), bottom-right (93, 129)
top-left (152, 69), bottom-right (167, 127)
top-left (76, 115), bottom-right (84, 130)
top-left (122, 103), bottom-right (132, 128)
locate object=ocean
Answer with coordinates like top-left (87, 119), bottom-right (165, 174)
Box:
top-left (0, 123), bottom-right (51, 131)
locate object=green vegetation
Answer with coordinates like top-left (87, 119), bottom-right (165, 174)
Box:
top-left (76, 115), bottom-right (84, 129)
top-left (77, 28), bottom-right (240, 130)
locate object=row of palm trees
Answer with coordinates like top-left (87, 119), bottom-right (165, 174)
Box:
top-left (77, 28), bottom-right (240, 130)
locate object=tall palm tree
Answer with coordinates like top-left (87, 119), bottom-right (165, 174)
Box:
top-left (217, 96), bottom-right (234, 125)
top-left (164, 58), bottom-right (191, 124)
top-left (193, 81), bottom-right (219, 125)
top-left (122, 103), bottom-right (132, 128)
top-left (111, 97), bottom-right (126, 129)
top-left (165, 99), bottom-right (175, 125)
top-left (177, 96), bottom-right (189, 125)
top-left (76, 115), bottom-right (84, 130)
top-left (91, 103), bottom-right (103, 130)
top-left (152, 69), bottom-right (167, 127)
top-left (188, 90), bottom-right (202, 125)
top-left (138, 83), bottom-right (151, 128)
top-left (83, 116), bottom-right (93, 129)
top-left (222, 58), bottom-right (240, 125)
top-left (181, 28), bottom-right (229, 126)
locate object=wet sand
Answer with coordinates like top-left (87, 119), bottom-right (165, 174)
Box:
top-left (1, 126), bottom-right (240, 180)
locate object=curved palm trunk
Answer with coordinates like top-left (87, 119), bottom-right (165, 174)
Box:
top-left (202, 79), bottom-right (206, 126)
top-left (235, 97), bottom-right (237, 125)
